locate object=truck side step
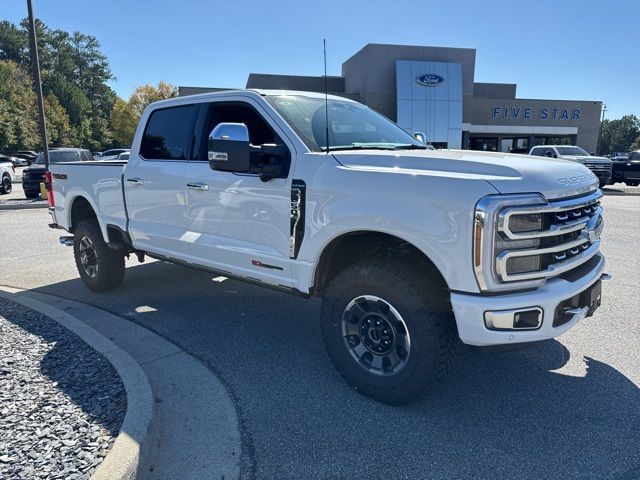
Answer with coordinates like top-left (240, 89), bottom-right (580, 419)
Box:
top-left (59, 236), bottom-right (74, 246)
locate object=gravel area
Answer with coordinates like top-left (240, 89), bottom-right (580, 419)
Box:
top-left (0, 299), bottom-right (126, 479)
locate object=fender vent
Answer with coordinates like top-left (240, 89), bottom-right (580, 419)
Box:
top-left (290, 180), bottom-right (306, 259)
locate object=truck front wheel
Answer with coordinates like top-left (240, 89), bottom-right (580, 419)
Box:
top-left (321, 259), bottom-right (457, 405)
top-left (73, 221), bottom-right (125, 292)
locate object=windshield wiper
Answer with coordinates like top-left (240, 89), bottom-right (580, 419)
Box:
top-left (323, 143), bottom-right (421, 152)
top-left (392, 144), bottom-right (428, 150)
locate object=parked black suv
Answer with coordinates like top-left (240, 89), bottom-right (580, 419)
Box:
top-left (22, 148), bottom-right (94, 198)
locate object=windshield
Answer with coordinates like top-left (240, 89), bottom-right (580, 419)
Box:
top-left (35, 151), bottom-right (80, 164)
top-left (265, 95), bottom-right (426, 152)
top-left (556, 146), bottom-right (589, 156)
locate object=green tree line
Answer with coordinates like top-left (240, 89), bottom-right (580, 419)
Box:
top-left (598, 115), bottom-right (640, 155)
top-left (0, 19), bottom-right (176, 153)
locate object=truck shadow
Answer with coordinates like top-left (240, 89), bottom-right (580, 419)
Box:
top-left (32, 260), bottom-right (640, 479)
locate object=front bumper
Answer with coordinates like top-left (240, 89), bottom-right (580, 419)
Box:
top-left (586, 168), bottom-right (612, 184)
top-left (451, 255), bottom-right (606, 346)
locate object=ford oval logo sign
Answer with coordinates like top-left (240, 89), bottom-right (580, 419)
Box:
top-left (416, 74), bottom-right (445, 87)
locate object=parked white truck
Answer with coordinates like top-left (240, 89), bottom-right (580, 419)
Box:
top-left (47, 90), bottom-right (608, 404)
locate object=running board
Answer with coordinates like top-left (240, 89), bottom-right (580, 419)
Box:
top-left (59, 236), bottom-right (74, 246)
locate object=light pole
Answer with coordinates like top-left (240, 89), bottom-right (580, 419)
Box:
top-left (26, 0), bottom-right (50, 170)
top-left (597, 103), bottom-right (607, 155)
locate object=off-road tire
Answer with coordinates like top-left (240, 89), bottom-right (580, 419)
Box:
top-left (0, 174), bottom-right (11, 194)
top-left (321, 259), bottom-right (457, 405)
top-left (73, 221), bottom-right (125, 292)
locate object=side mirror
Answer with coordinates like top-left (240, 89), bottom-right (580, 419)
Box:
top-left (414, 131), bottom-right (427, 144)
top-left (208, 123), bottom-right (251, 173)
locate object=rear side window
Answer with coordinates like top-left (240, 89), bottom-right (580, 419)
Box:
top-left (140, 105), bottom-right (199, 160)
top-left (80, 151), bottom-right (93, 162)
top-left (630, 152), bottom-right (640, 160)
top-left (530, 147), bottom-right (543, 156)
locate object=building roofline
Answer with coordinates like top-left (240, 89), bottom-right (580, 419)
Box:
top-left (497, 98), bottom-right (603, 104)
top-left (247, 72), bottom-right (344, 80)
top-left (342, 42), bottom-right (478, 65)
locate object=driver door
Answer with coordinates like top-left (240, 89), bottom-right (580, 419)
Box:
top-left (182, 99), bottom-right (295, 287)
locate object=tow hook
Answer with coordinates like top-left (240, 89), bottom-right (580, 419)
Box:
top-left (59, 236), bottom-right (73, 246)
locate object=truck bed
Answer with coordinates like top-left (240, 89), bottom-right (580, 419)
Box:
top-left (50, 161), bottom-right (128, 239)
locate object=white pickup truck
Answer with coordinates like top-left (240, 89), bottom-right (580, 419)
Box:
top-left (48, 90), bottom-right (608, 404)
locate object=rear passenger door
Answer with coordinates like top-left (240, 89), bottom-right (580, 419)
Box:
top-left (125, 104), bottom-right (200, 258)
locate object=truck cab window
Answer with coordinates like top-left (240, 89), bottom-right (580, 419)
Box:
top-left (140, 104), bottom-right (199, 160)
top-left (202, 103), bottom-right (281, 148)
top-left (195, 102), bottom-right (290, 177)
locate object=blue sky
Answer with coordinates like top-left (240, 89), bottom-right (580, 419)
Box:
top-left (4, 0), bottom-right (639, 119)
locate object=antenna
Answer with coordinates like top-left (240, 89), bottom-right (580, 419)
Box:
top-left (323, 38), bottom-right (329, 153)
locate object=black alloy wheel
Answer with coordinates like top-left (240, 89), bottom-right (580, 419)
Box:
top-left (342, 295), bottom-right (411, 376)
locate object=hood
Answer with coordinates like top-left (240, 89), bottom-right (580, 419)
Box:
top-left (332, 149), bottom-right (599, 200)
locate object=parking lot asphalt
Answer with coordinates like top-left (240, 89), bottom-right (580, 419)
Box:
top-left (0, 196), bottom-right (639, 480)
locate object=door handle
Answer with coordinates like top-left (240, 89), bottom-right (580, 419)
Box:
top-left (126, 177), bottom-right (144, 185)
top-left (186, 183), bottom-right (209, 191)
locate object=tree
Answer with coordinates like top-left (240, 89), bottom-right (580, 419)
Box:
top-left (0, 19), bottom-right (177, 152)
top-left (0, 19), bottom-right (117, 152)
top-left (110, 97), bottom-right (137, 147)
top-left (0, 60), bottom-right (39, 151)
top-left (44, 94), bottom-right (71, 147)
top-left (598, 115), bottom-right (640, 155)
top-left (0, 20), bottom-right (28, 65)
top-left (128, 82), bottom-right (178, 117)
top-left (632, 136), bottom-right (640, 151)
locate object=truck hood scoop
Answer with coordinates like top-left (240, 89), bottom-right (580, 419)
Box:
top-left (332, 149), bottom-right (600, 200)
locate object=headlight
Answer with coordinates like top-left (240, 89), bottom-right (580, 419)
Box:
top-left (508, 213), bottom-right (542, 233)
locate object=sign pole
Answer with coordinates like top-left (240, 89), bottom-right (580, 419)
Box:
top-left (26, 0), bottom-right (50, 170)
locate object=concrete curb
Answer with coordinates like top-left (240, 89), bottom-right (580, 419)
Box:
top-left (602, 190), bottom-right (640, 196)
top-left (0, 202), bottom-right (48, 211)
top-left (0, 287), bottom-right (155, 480)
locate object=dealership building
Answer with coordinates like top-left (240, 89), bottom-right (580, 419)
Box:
top-left (180, 43), bottom-right (603, 153)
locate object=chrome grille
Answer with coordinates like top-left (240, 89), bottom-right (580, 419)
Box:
top-left (495, 190), bottom-right (603, 282)
top-left (584, 162), bottom-right (612, 176)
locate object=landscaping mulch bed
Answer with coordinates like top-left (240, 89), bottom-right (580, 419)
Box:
top-left (0, 299), bottom-right (126, 479)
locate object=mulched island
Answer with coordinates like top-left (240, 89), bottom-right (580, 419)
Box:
top-left (0, 299), bottom-right (126, 479)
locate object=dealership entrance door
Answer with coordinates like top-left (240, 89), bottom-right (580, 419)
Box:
top-left (470, 137), bottom-right (498, 151)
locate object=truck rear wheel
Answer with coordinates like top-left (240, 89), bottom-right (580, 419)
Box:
top-left (73, 221), bottom-right (125, 292)
top-left (321, 259), bottom-right (457, 405)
